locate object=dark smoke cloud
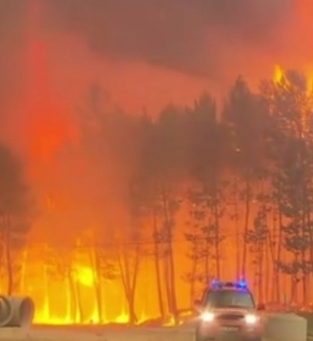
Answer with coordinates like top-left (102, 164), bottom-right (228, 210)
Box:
top-left (0, 1), bottom-right (28, 110)
top-left (46, 0), bottom-right (292, 78)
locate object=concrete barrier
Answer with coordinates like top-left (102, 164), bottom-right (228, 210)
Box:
top-left (296, 312), bottom-right (313, 336)
top-left (5, 297), bottom-right (35, 327)
top-left (0, 296), bottom-right (35, 328)
top-left (264, 313), bottom-right (307, 341)
top-left (0, 296), bottom-right (13, 327)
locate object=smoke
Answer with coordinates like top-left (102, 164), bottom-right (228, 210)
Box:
top-left (0, 0), bottom-right (311, 243)
top-left (45, 0), bottom-right (292, 78)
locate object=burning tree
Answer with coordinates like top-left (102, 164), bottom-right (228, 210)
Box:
top-left (222, 77), bottom-right (268, 277)
top-left (184, 93), bottom-right (226, 299)
top-left (261, 69), bottom-right (313, 306)
top-left (0, 145), bottom-right (32, 295)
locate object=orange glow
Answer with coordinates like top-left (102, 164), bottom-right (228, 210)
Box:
top-left (273, 64), bottom-right (313, 94)
top-left (74, 266), bottom-right (94, 287)
top-left (4, 0), bottom-right (313, 326)
top-left (274, 65), bottom-right (285, 85)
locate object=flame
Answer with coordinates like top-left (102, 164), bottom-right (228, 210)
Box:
top-left (273, 64), bottom-right (313, 95)
top-left (274, 64), bottom-right (285, 85)
top-left (16, 64), bottom-right (313, 326)
top-left (74, 266), bottom-right (94, 287)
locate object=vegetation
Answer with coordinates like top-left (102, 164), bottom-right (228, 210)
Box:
top-left (0, 144), bottom-right (32, 295)
top-left (2, 68), bottom-right (313, 324)
top-left (56, 69), bottom-right (313, 323)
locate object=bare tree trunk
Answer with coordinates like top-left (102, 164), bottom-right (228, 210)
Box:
top-left (163, 251), bottom-right (172, 315)
top-left (276, 205), bottom-right (283, 303)
top-left (75, 281), bottom-right (84, 323)
top-left (20, 246), bottom-right (28, 293)
top-left (167, 240), bottom-right (178, 322)
top-left (213, 198), bottom-right (220, 278)
top-left (152, 209), bottom-right (165, 319)
top-left (205, 239), bottom-right (210, 285)
top-left (232, 177), bottom-right (241, 279)
top-left (68, 269), bottom-right (78, 323)
top-left (161, 188), bottom-right (178, 323)
top-left (88, 246), bottom-right (103, 322)
top-left (258, 242), bottom-right (264, 303)
top-left (265, 234), bottom-right (270, 303)
top-left (190, 242), bottom-right (198, 306)
top-left (117, 246), bottom-right (140, 324)
top-left (5, 215), bottom-right (13, 295)
top-left (242, 178), bottom-right (251, 277)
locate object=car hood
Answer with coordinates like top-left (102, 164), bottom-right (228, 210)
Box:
top-left (212, 307), bottom-right (255, 315)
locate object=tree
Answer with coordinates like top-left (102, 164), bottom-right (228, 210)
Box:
top-left (261, 69), bottom-right (313, 305)
top-left (186, 93), bottom-right (226, 280)
top-left (0, 145), bottom-right (32, 295)
top-left (222, 77), bottom-right (267, 277)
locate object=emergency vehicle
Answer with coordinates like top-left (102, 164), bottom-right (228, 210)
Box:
top-left (194, 280), bottom-right (265, 341)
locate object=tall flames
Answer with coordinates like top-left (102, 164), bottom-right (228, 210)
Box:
top-left (19, 240), bottom-right (142, 325)
top-left (4, 65), bottom-right (311, 325)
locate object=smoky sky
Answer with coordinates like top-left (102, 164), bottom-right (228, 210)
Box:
top-left (45, 0), bottom-right (292, 78)
top-left (0, 0), bottom-right (295, 113)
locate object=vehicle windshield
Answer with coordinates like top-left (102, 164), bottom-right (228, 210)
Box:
top-left (203, 290), bottom-right (255, 309)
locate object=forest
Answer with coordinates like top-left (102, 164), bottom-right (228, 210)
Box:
top-left (0, 67), bottom-right (312, 325)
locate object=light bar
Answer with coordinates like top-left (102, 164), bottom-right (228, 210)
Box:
top-left (210, 279), bottom-right (248, 289)
top-left (211, 279), bottom-right (221, 289)
top-left (236, 279), bottom-right (248, 289)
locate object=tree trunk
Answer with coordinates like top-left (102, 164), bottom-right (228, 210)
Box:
top-left (190, 242), bottom-right (198, 306)
top-left (168, 240), bottom-right (178, 322)
top-left (233, 177), bottom-right (241, 279)
top-left (276, 204), bottom-right (283, 303)
top-left (88, 246), bottom-right (103, 323)
top-left (152, 209), bottom-right (165, 319)
top-left (242, 177), bottom-right (251, 277)
top-left (213, 197), bottom-right (220, 278)
top-left (265, 234), bottom-right (270, 303)
top-left (67, 269), bottom-right (77, 323)
top-left (258, 242), bottom-right (264, 303)
top-left (75, 281), bottom-right (84, 323)
top-left (117, 246), bottom-right (140, 325)
top-left (5, 215), bottom-right (13, 295)
top-left (161, 188), bottom-right (178, 323)
top-left (163, 251), bottom-right (172, 315)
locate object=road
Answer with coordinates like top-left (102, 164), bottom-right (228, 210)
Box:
top-left (0, 325), bottom-right (195, 341)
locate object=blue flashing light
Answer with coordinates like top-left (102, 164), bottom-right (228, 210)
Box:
top-left (236, 279), bottom-right (248, 289)
top-left (210, 279), bottom-right (248, 290)
top-left (211, 279), bottom-right (221, 289)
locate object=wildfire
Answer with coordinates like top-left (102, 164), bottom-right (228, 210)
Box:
top-left (273, 64), bottom-right (313, 94)
top-left (274, 64), bottom-right (284, 85)
top-left (74, 266), bottom-right (94, 287)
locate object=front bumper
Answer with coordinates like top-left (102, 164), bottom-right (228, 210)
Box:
top-left (196, 320), bottom-right (263, 341)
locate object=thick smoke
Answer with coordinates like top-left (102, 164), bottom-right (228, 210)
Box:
top-left (0, 0), bottom-right (310, 243)
top-left (0, 1), bottom-right (28, 112)
top-left (46, 0), bottom-right (292, 78)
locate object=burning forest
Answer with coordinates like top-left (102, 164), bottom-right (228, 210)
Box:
top-left (1, 0), bottom-right (313, 328)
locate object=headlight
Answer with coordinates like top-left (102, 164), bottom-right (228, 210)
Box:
top-left (245, 314), bottom-right (258, 324)
top-left (201, 312), bottom-right (215, 322)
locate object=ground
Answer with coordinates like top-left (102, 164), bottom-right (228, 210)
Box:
top-left (0, 325), bottom-right (196, 341)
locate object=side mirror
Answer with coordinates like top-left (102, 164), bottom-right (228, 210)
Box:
top-left (257, 303), bottom-right (266, 311)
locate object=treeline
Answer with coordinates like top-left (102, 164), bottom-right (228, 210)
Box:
top-left (0, 143), bottom-right (31, 295)
top-left (58, 69), bottom-right (313, 323)
top-left (2, 69), bottom-right (313, 324)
